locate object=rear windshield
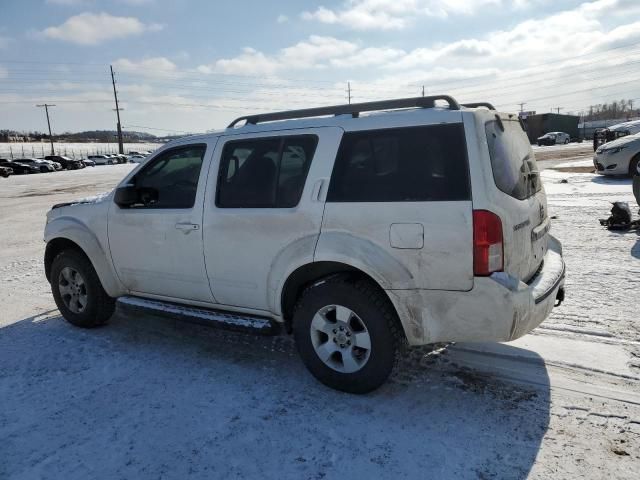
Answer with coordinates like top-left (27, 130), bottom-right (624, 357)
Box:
top-left (485, 118), bottom-right (541, 200)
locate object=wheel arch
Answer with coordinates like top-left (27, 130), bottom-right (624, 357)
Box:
top-left (45, 237), bottom-right (86, 282)
top-left (279, 261), bottom-right (407, 341)
top-left (44, 218), bottom-right (125, 298)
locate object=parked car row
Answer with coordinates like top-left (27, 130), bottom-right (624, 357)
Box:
top-left (0, 151), bottom-right (154, 177)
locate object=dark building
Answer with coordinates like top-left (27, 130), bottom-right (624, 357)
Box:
top-left (522, 113), bottom-right (579, 143)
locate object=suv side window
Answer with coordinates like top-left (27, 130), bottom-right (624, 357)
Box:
top-left (216, 135), bottom-right (318, 208)
top-left (327, 124), bottom-right (470, 202)
top-left (129, 144), bottom-right (206, 209)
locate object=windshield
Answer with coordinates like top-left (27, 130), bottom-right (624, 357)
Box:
top-left (486, 118), bottom-right (541, 200)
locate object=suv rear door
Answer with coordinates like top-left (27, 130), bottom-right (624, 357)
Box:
top-left (316, 112), bottom-right (474, 291)
top-left (202, 127), bottom-right (342, 311)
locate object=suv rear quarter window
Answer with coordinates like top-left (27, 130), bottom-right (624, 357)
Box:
top-left (327, 124), bottom-right (470, 202)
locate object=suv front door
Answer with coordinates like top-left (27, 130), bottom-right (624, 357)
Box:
top-left (108, 142), bottom-right (216, 303)
top-left (202, 127), bottom-right (342, 312)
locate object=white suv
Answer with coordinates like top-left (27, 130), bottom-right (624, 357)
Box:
top-left (44, 96), bottom-right (565, 393)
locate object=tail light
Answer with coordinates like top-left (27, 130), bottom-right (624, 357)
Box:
top-left (473, 210), bottom-right (503, 276)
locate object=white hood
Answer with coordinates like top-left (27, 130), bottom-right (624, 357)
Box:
top-left (598, 133), bottom-right (640, 151)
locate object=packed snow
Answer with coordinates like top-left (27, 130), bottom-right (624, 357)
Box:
top-left (0, 149), bottom-right (639, 479)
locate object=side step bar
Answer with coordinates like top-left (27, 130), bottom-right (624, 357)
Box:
top-left (116, 296), bottom-right (278, 335)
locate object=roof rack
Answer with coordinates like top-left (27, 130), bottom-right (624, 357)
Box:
top-left (227, 95), bottom-right (461, 128)
top-left (462, 102), bottom-right (496, 110)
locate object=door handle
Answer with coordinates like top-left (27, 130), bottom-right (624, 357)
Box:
top-left (311, 179), bottom-right (326, 202)
top-left (175, 223), bottom-right (200, 232)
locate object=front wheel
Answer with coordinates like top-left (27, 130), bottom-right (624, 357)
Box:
top-left (293, 276), bottom-right (403, 394)
top-left (564, 139), bottom-right (570, 144)
top-left (50, 250), bottom-right (115, 328)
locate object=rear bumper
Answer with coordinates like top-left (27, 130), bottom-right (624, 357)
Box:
top-left (387, 235), bottom-right (565, 346)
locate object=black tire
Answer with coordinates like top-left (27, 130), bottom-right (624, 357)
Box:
top-left (564, 139), bottom-right (569, 144)
top-left (293, 275), bottom-right (404, 394)
top-left (50, 249), bottom-right (115, 328)
top-left (629, 155), bottom-right (640, 178)
top-left (40, 166), bottom-right (48, 173)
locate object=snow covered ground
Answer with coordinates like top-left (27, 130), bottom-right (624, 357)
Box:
top-left (1, 157), bottom-right (639, 479)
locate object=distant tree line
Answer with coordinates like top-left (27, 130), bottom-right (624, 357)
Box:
top-left (0, 129), bottom-right (157, 143)
top-left (584, 99), bottom-right (638, 121)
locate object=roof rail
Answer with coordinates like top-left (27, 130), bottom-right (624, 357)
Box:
top-left (462, 102), bottom-right (496, 110)
top-left (227, 95), bottom-right (461, 128)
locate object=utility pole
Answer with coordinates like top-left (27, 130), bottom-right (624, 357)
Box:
top-left (555, 107), bottom-right (563, 114)
top-left (110, 65), bottom-right (124, 154)
top-left (422, 85), bottom-right (425, 97)
top-left (346, 81), bottom-right (351, 104)
top-left (518, 102), bottom-right (526, 113)
top-left (36, 103), bottom-right (56, 155)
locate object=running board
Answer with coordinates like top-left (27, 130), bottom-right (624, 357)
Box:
top-left (116, 296), bottom-right (277, 335)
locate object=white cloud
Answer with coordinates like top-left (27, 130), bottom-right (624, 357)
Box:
top-left (201, 35), bottom-right (403, 75)
top-left (301, 0), bottom-right (539, 30)
top-left (280, 36), bottom-right (359, 67)
top-left (329, 47), bottom-right (406, 68)
top-left (42, 12), bottom-right (163, 46)
top-left (209, 48), bottom-right (282, 76)
top-left (276, 14), bottom-right (289, 23)
top-left (113, 57), bottom-right (179, 77)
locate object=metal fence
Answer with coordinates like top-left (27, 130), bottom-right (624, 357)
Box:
top-left (0, 142), bottom-right (162, 159)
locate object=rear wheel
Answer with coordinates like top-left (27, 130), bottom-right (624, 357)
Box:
top-left (564, 138), bottom-right (570, 144)
top-left (293, 276), bottom-right (403, 394)
top-left (50, 250), bottom-right (115, 328)
top-left (40, 166), bottom-right (48, 173)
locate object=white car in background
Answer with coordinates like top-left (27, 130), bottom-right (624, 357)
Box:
top-left (537, 131), bottom-right (570, 146)
top-left (88, 155), bottom-right (116, 165)
top-left (594, 132), bottom-right (640, 176)
top-left (128, 154), bottom-right (146, 163)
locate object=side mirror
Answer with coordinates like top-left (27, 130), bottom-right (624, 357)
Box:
top-left (114, 185), bottom-right (138, 207)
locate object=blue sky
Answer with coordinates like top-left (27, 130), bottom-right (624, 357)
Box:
top-left (1, 0), bottom-right (640, 134)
